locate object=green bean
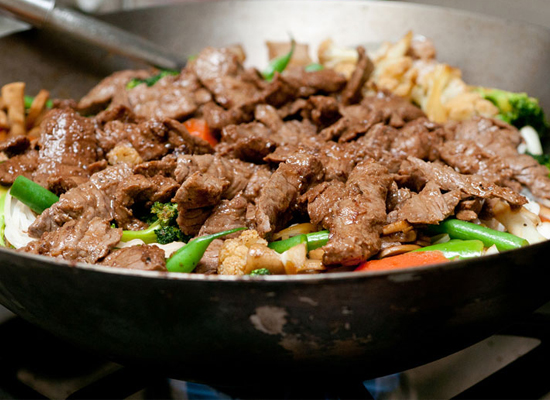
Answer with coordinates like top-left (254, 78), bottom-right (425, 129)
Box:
top-left (166, 227), bottom-right (246, 273)
top-left (262, 39), bottom-right (295, 81)
top-left (306, 230), bottom-right (329, 251)
top-left (268, 230), bottom-right (330, 253)
top-left (413, 239), bottom-right (484, 259)
top-left (268, 234), bottom-right (307, 253)
top-left (249, 268), bottom-right (272, 276)
top-left (427, 219), bottom-right (528, 251)
top-left (10, 176), bottom-right (59, 214)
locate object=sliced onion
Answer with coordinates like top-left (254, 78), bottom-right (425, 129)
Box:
top-left (520, 126), bottom-right (543, 156)
top-left (272, 223), bottom-right (316, 241)
top-left (4, 189), bottom-right (37, 249)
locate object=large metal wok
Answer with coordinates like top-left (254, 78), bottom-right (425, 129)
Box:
top-left (0, 0), bottom-right (550, 385)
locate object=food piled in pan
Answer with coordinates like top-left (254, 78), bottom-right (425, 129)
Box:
top-left (1, 32), bottom-right (549, 275)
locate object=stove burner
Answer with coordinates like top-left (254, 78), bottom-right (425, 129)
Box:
top-left (0, 305), bottom-right (549, 399)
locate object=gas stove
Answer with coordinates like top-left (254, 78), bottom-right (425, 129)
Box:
top-left (0, 304), bottom-right (549, 399)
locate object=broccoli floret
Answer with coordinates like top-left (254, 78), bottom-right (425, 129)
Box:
top-left (154, 226), bottom-right (189, 245)
top-left (476, 87), bottom-right (549, 136)
top-left (248, 268), bottom-right (272, 276)
top-left (150, 202), bottom-right (178, 226)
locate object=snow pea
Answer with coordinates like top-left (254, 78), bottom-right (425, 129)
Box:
top-left (166, 227), bottom-right (246, 273)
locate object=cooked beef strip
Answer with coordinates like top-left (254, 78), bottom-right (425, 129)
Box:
top-left (199, 194), bottom-right (249, 236)
top-left (0, 135), bottom-right (31, 157)
top-left (134, 155), bottom-right (178, 178)
top-left (77, 69), bottom-right (151, 114)
top-left (101, 244), bottom-right (166, 271)
top-left (300, 96), bottom-right (342, 130)
top-left (23, 217), bottom-right (122, 264)
top-left (455, 198), bottom-right (485, 222)
top-left (29, 164), bottom-right (134, 238)
top-left (32, 108), bottom-right (100, 189)
top-left (341, 46), bottom-right (374, 105)
top-left (0, 149), bottom-right (39, 185)
top-left (391, 181), bottom-right (462, 225)
top-left (282, 67), bottom-right (347, 97)
top-left (361, 91), bottom-right (426, 128)
top-left (254, 153), bottom-right (324, 237)
top-left (308, 159), bottom-right (393, 266)
top-left (399, 156), bottom-right (527, 207)
top-left (444, 117), bottom-right (550, 199)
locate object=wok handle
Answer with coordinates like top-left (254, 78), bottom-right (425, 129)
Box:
top-left (0, 0), bottom-right (186, 70)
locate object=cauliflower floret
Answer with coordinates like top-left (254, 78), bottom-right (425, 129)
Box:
top-left (218, 230), bottom-right (285, 275)
top-left (317, 39), bottom-right (358, 79)
top-left (107, 142), bottom-right (143, 167)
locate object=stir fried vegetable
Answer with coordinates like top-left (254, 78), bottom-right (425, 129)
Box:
top-left (427, 219), bottom-right (528, 252)
top-left (249, 268), bottom-right (272, 276)
top-left (268, 230), bottom-right (329, 253)
top-left (121, 220), bottom-right (161, 244)
top-left (262, 39), bottom-right (295, 81)
top-left (413, 239), bottom-right (484, 259)
top-left (356, 251), bottom-right (450, 272)
top-left (476, 88), bottom-right (550, 136)
top-left (166, 227), bottom-right (246, 273)
top-left (10, 176), bottom-right (59, 214)
top-left (24, 95), bottom-right (53, 110)
top-left (183, 118), bottom-right (218, 147)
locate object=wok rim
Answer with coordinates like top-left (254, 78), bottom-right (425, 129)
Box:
top-left (1, 0), bottom-right (550, 284)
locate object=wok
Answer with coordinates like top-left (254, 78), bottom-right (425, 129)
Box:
top-left (1, 0), bottom-right (550, 385)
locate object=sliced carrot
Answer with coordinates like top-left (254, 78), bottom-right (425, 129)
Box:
top-left (183, 118), bottom-right (218, 147)
top-left (355, 250), bottom-right (449, 272)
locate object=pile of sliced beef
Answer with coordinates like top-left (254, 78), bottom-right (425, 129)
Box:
top-left (1, 43), bottom-right (548, 273)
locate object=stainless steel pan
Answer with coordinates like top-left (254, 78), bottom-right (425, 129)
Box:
top-left (0, 0), bottom-right (550, 384)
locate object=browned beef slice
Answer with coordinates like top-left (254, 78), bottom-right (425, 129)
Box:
top-left (449, 117), bottom-right (521, 151)
top-left (199, 194), bottom-right (249, 236)
top-left (174, 172), bottom-right (228, 235)
top-left (308, 160), bottom-right (393, 266)
top-left (164, 119), bottom-right (214, 155)
top-left (29, 164), bottom-right (134, 238)
top-left (361, 92), bottom-right (425, 128)
top-left (202, 101), bottom-right (255, 131)
top-left (77, 69), bottom-right (151, 114)
top-left (22, 217), bottom-right (122, 264)
top-left (455, 198), bottom-right (484, 222)
top-left (399, 157), bottom-right (527, 207)
top-left (300, 96), bottom-right (341, 129)
top-left (195, 239), bottom-right (223, 274)
top-left (0, 135), bottom-right (31, 157)
top-left (0, 150), bottom-right (39, 185)
top-left (282, 67), bottom-right (347, 97)
top-left (438, 140), bottom-right (515, 187)
top-left (174, 154), bottom-right (255, 199)
top-left (319, 103), bottom-right (383, 142)
top-left (32, 109), bottom-right (99, 188)
top-left (95, 104), bottom-right (141, 126)
top-left (195, 47), bottom-right (263, 109)
top-left (254, 153), bottom-right (324, 237)
top-left (393, 181), bottom-right (462, 225)
top-left (341, 46), bottom-right (374, 105)
top-left (218, 122), bottom-right (276, 163)
top-left (134, 155), bottom-right (178, 178)
top-left (391, 118), bottom-right (447, 161)
top-left (101, 244), bottom-right (166, 271)
top-left (125, 72), bottom-right (203, 120)
top-left (242, 166), bottom-right (272, 202)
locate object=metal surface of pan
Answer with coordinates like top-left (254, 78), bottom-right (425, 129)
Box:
top-left (0, 0), bottom-right (550, 384)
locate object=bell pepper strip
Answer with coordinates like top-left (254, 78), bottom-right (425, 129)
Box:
top-left (268, 230), bottom-right (330, 254)
top-left (121, 220), bottom-right (161, 244)
top-left (262, 39), bottom-right (295, 81)
top-left (10, 176), bottom-right (59, 214)
top-left (24, 95), bottom-right (53, 110)
top-left (427, 219), bottom-right (528, 252)
top-left (355, 251), bottom-right (450, 272)
top-left (0, 185), bottom-right (9, 247)
top-left (183, 118), bottom-right (218, 147)
top-left (304, 63), bottom-right (324, 72)
top-left (166, 227), bottom-right (246, 273)
top-left (126, 69), bottom-right (179, 89)
top-left (412, 239), bottom-right (484, 260)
